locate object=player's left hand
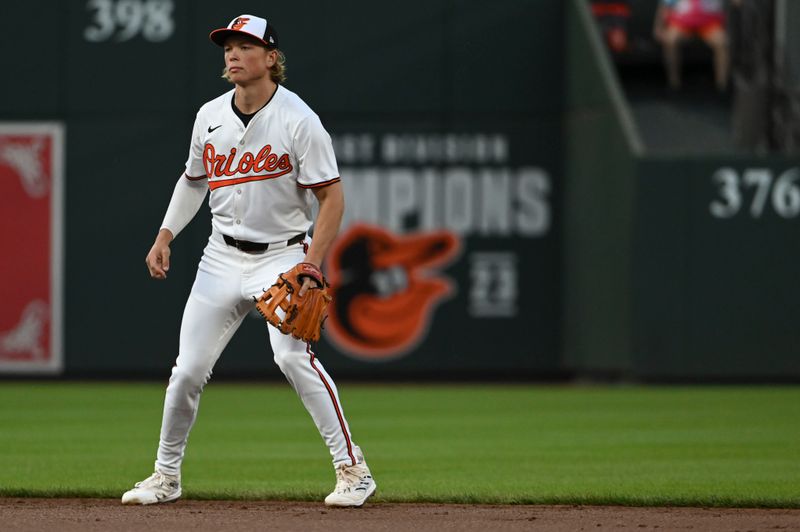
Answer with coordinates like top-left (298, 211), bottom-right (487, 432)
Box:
top-left (299, 277), bottom-right (316, 297)
top-left (255, 262), bottom-right (332, 343)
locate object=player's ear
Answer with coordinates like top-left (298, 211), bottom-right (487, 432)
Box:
top-left (264, 48), bottom-right (277, 68)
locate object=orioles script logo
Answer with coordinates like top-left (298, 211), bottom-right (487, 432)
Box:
top-left (231, 17), bottom-right (250, 31)
top-left (325, 223), bottom-right (461, 360)
top-left (203, 143), bottom-right (293, 190)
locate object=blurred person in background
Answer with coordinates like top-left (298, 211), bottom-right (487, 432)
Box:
top-left (653, 0), bottom-right (741, 91)
top-left (591, 0), bottom-right (633, 53)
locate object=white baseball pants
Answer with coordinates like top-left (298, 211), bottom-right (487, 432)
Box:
top-left (154, 230), bottom-right (361, 476)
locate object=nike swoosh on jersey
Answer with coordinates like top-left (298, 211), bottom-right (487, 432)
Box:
top-left (208, 125), bottom-right (222, 133)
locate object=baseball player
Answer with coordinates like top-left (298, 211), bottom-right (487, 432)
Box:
top-left (121, 14), bottom-right (376, 507)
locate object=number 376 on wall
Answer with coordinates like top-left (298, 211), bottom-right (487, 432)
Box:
top-left (710, 167), bottom-right (800, 219)
top-left (84, 0), bottom-right (174, 43)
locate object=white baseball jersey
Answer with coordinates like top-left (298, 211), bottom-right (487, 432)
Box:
top-left (184, 85), bottom-right (340, 243)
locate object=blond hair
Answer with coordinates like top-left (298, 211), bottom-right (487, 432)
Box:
top-left (221, 49), bottom-right (287, 84)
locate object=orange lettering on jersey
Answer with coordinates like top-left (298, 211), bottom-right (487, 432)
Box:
top-left (203, 143), bottom-right (294, 186)
top-left (237, 152), bottom-right (255, 174)
top-left (203, 144), bottom-right (226, 178)
top-left (221, 148), bottom-right (238, 177)
top-left (253, 145), bottom-right (273, 172)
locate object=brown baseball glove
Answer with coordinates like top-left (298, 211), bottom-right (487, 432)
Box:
top-left (255, 262), bottom-right (332, 343)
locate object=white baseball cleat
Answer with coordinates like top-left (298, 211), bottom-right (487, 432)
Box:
top-left (121, 470), bottom-right (182, 505)
top-left (324, 461), bottom-right (376, 507)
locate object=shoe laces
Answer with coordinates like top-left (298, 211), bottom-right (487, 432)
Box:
top-left (135, 471), bottom-right (178, 490)
top-left (333, 463), bottom-right (372, 494)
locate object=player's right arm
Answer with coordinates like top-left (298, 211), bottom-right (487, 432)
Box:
top-left (145, 173), bottom-right (208, 280)
top-left (146, 112), bottom-right (210, 280)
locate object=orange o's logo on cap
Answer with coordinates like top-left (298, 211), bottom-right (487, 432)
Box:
top-left (231, 17), bottom-right (250, 31)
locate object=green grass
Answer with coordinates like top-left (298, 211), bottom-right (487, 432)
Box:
top-left (0, 383), bottom-right (798, 507)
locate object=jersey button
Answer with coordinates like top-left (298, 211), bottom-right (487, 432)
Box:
top-left (239, 139), bottom-right (244, 146)
top-left (236, 189), bottom-right (242, 195)
top-left (235, 219), bottom-right (241, 225)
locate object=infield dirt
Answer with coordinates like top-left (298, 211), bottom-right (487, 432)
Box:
top-left (2, 498), bottom-right (799, 531)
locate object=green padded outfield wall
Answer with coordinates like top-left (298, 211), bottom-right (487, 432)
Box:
top-left (633, 159), bottom-right (800, 379)
top-left (0, 1), bottom-right (564, 377)
top-left (563, 0), bottom-right (639, 376)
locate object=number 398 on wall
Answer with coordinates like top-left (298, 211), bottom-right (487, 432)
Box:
top-left (84, 0), bottom-right (175, 43)
top-left (709, 167), bottom-right (800, 219)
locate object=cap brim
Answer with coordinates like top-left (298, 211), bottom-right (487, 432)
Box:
top-left (209, 28), bottom-right (274, 48)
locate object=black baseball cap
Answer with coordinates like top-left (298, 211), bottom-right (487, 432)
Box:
top-left (209, 15), bottom-right (279, 48)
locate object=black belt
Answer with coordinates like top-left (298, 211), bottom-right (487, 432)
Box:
top-left (222, 232), bottom-right (305, 253)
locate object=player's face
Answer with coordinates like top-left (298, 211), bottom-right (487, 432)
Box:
top-left (223, 35), bottom-right (276, 85)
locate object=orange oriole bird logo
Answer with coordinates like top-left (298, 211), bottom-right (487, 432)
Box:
top-left (231, 17), bottom-right (250, 31)
top-left (325, 223), bottom-right (461, 360)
